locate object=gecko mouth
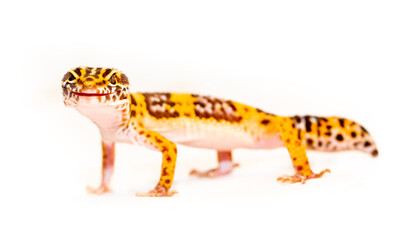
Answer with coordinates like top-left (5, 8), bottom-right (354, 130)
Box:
top-left (70, 90), bottom-right (113, 97)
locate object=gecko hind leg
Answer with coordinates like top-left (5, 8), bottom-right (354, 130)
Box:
top-left (190, 151), bottom-right (239, 178)
top-left (276, 117), bottom-right (330, 184)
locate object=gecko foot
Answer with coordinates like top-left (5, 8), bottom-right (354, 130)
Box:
top-left (135, 185), bottom-right (177, 197)
top-left (277, 169), bottom-right (331, 184)
top-left (190, 162), bottom-right (240, 178)
top-left (86, 184), bottom-right (111, 195)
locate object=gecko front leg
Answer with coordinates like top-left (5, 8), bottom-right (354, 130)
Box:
top-left (190, 151), bottom-right (239, 178)
top-left (87, 140), bottom-right (115, 194)
top-left (133, 129), bottom-right (178, 197)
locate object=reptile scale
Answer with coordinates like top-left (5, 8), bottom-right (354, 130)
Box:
top-left (62, 67), bottom-right (378, 197)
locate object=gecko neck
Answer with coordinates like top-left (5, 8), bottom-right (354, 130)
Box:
top-left (75, 100), bottom-right (130, 141)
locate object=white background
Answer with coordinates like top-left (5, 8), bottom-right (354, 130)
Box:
top-left (1, 0), bottom-right (417, 239)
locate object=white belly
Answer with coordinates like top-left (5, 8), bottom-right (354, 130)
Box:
top-left (146, 119), bottom-right (284, 151)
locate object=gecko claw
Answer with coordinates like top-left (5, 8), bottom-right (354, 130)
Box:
top-left (277, 173), bottom-right (307, 184)
top-left (135, 185), bottom-right (177, 197)
top-left (86, 185), bottom-right (111, 195)
top-left (277, 169), bottom-right (331, 184)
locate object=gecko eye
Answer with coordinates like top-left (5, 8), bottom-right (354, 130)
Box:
top-left (62, 72), bottom-right (76, 82)
top-left (109, 75), bottom-right (117, 84)
top-left (68, 73), bottom-right (76, 81)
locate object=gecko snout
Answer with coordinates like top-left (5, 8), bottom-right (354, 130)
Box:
top-left (81, 80), bottom-right (98, 92)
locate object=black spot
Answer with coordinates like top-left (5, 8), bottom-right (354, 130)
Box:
top-left (351, 131), bottom-right (357, 138)
top-left (364, 141), bottom-right (371, 147)
top-left (325, 132), bottom-right (332, 136)
top-left (319, 117), bottom-right (328, 122)
top-left (74, 68), bottom-right (82, 77)
top-left (339, 119), bottom-right (345, 128)
top-left (261, 119), bottom-right (270, 125)
top-left (172, 111), bottom-right (180, 118)
top-left (130, 110), bottom-right (136, 118)
top-left (102, 68), bottom-right (112, 78)
top-left (327, 125), bottom-right (332, 130)
top-left (155, 136), bottom-right (163, 143)
top-left (317, 117), bottom-right (322, 127)
top-left (227, 101), bottom-right (237, 111)
top-left (307, 138), bottom-right (314, 146)
top-left (130, 95), bottom-right (136, 106)
top-left (166, 101), bottom-right (176, 107)
top-left (336, 134), bottom-right (344, 141)
top-left (293, 115), bottom-right (301, 123)
top-left (318, 141), bottom-right (322, 147)
top-left (304, 116), bottom-right (312, 132)
top-left (297, 129), bottom-right (301, 140)
top-left (193, 101), bottom-right (205, 108)
top-left (371, 149), bottom-right (379, 157)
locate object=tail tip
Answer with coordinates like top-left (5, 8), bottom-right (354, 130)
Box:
top-left (371, 149), bottom-right (379, 157)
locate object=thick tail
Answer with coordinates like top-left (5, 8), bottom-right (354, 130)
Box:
top-left (290, 115), bottom-right (379, 157)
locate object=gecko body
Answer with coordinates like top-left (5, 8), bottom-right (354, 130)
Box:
top-left (62, 67), bottom-right (378, 196)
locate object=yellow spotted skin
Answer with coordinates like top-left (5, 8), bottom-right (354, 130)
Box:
top-left (62, 67), bottom-right (379, 196)
top-left (141, 130), bottom-right (177, 194)
top-left (128, 92), bottom-right (378, 186)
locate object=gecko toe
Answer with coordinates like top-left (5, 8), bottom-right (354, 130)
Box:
top-left (86, 185), bottom-right (111, 195)
top-left (136, 185), bottom-right (177, 197)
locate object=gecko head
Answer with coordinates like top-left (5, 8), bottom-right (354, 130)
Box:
top-left (62, 67), bottom-right (130, 109)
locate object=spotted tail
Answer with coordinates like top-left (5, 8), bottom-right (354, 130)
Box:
top-left (290, 115), bottom-right (378, 157)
